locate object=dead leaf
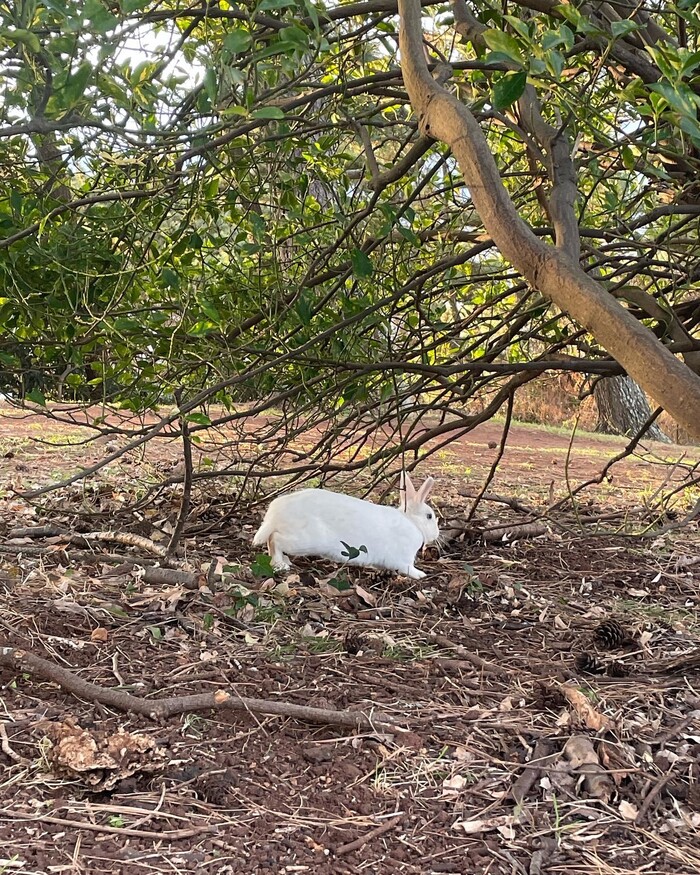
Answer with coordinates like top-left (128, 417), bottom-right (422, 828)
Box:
top-left (561, 684), bottom-right (616, 733)
top-left (441, 775), bottom-right (468, 798)
top-left (619, 800), bottom-right (638, 820)
top-left (354, 584), bottom-right (376, 606)
top-left (452, 815), bottom-right (514, 835)
top-left (563, 736), bottom-right (614, 803)
top-left (90, 627), bottom-right (109, 643)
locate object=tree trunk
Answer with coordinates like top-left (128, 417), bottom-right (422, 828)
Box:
top-left (594, 376), bottom-right (669, 441)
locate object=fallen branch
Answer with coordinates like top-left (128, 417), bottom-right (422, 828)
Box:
top-left (7, 525), bottom-right (69, 538)
top-left (0, 646), bottom-right (409, 735)
top-left (81, 531), bottom-right (167, 557)
top-left (0, 543), bottom-right (159, 566)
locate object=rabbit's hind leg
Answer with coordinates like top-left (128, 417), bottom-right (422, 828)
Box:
top-left (268, 533), bottom-right (291, 571)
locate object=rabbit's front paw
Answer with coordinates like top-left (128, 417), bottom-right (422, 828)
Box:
top-left (407, 566), bottom-right (426, 580)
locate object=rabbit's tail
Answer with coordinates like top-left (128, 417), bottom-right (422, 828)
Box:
top-left (252, 519), bottom-right (274, 546)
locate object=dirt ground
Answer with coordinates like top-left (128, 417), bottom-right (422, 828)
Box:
top-left (0, 405), bottom-right (699, 874)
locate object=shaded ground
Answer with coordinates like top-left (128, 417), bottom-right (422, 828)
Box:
top-left (0, 406), bottom-right (699, 874)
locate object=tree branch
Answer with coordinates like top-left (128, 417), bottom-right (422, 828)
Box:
top-left (398, 0), bottom-right (700, 438)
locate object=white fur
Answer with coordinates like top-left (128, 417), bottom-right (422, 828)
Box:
top-left (252, 474), bottom-right (438, 579)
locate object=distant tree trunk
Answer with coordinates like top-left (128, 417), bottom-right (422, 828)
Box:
top-left (594, 375), bottom-right (669, 441)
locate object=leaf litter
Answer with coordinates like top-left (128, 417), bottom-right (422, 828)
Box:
top-left (0, 414), bottom-right (699, 873)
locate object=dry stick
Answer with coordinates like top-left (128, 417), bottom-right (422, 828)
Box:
top-left (142, 567), bottom-right (199, 588)
top-left (7, 525), bottom-right (69, 539)
top-left (166, 392), bottom-right (193, 560)
top-left (510, 740), bottom-right (557, 806)
top-left (0, 722), bottom-right (22, 762)
top-left (635, 771), bottom-right (675, 826)
top-left (466, 391), bottom-right (514, 523)
top-left (81, 531), bottom-right (167, 557)
top-left (0, 810), bottom-right (214, 840)
top-left (0, 647), bottom-right (408, 735)
top-left (334, 813), bottom-right (404, 856)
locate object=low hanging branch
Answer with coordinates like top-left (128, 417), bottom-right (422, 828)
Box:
top-left (397, 0), bottom-right (700, 439)
top-left (0, 646), bottom-right (411, 737)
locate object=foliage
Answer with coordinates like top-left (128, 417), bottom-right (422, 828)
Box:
top-left (0, 0), bottom-right (698, 486)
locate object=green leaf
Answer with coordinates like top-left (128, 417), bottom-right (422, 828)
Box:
top-left (161, 267), bottom-right (180, 289)
top-left (113, 317), bottom-right (142, 333)
top-left (223, 28), bottom-right (252, 55)
top-left (203, 68), bottom-right (218, 103)
top-left (279, 25), bottom-right (310, 51)
top-left (251, 553), bottom-right (276, 578)
top-left (610, 19), bottom-right (640, 38)
top-left (397, 225), bottom-right (421, 246)
top-left (198, 299), bottom-right (221, 321)
top-left (185, 412), bottom-right (212, 426)
top-left (492, 70), bottom-right (527, 109)
top-left (26, 388), bottom-right (46, 406)
top-left (621, 145), bottom-right (636, 170)
top-left (251, 106), bottom-right (286, 120)
top-left (483, 30), bottom-right (523, 65)
top-left (350, 248), bottom-right (374, 278)
top-left (0, 28), bottom-right (41, 53)
top-left (295, 295), bottom-right (312, 325)
top-left (122, 0), bottom-right (150, 11)
top-left (84, 0), bottom-right (118, 33)
top-left (340, 541), bottom-right (368, 561)
top-left (63, 62), bottom-right (93, 106)
top-left (680, 51), bottom-right (700, 78)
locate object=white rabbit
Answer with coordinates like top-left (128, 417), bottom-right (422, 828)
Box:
top-left (252, 473), bottom-right (438, 579)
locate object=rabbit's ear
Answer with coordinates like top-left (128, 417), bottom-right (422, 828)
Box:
top-left (416, 476), bottom-right (435, 502)
top-left (401, 471), bottom-right (417, 498)
top-left (399, 471), bottom-right (416, 509)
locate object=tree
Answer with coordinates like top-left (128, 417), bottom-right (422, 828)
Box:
top-left (0, 0), bottom-right (699, 495)
top-left (594, 376), bottom-right (669, 441)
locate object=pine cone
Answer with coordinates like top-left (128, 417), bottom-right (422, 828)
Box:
top-left (606, 661), bottom-right (631, 678)
top-left (575, 652), bottom-right (606, 675)
top-left (343, 631), bottom-right (366, 655)
top-left (593, 619), bottom-right (628, 650)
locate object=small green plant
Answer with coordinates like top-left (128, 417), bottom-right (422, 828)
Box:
top-left (462, 563), bottom-right (484, 596)
top-left (147, 625), bottom-right (163, 642)
top-left (108, 815), bottom-right (125, 828)
top-left (340, 541), bottom-right (368, 561)
top-left (326, 573), bottom-right (352, 591)
top-left (303, 636), bottom-right (341, 654)
top-left (182, 713), bottom-right (208, 737)
top-left (251, 553), bottom-right (276, 578)
top-left (202, 612), bottom-right (215, 631)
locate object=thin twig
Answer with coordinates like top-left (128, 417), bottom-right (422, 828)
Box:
top-left (167, 391), bottom-right (193, 559)
top-left (335, 813), bottom-right (403, 856)
top-left (466, 391), bottom-right (514, 523)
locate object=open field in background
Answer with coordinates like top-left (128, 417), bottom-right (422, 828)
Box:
top-left (0, 404), bottom-right (699, 874)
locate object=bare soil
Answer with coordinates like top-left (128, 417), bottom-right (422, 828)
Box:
top-left (0, 405), bottom-right (699, 874)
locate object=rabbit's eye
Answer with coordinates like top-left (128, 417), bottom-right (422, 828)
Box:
top-left (426, 512), bottom-right (433, 519)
